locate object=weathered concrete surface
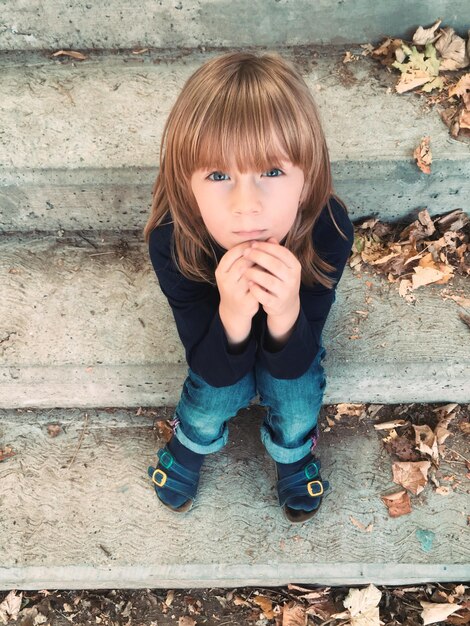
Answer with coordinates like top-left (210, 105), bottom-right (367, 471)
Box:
top-left (0, 408), bottom-right (468, 589)
top-left (1, 49), bottom-right (469, 231)
top-left (0, 0), bottom-right (469, 50)
top-left (1, 232), bottom-right (469, 408)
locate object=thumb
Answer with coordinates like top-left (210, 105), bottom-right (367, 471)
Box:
top-left (267, 237), bottom-right (278, 244)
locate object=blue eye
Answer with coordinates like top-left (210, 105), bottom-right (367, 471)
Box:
top-left (263, 168), bottom-right (283, 177)
top-left (208, 171), bottom-right (229, 181)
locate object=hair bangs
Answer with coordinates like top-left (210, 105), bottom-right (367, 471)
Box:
top-left (189, 73), bottom-right (305, 175)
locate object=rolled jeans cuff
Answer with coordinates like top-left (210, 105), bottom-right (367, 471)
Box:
top-left (260, 424), bottom-right (315, 464)
top-left (173, 422), bottom-right (229, 455)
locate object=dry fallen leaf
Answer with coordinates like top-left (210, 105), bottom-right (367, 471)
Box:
top-left (47, 423), bottom-right (62, 437)
top-left (339, 584), bottom-right (382, 626)
top-left (350, 516), bottom-right (374, 532)
top-left (414, 136), bottom-right (432, 174)
top-left (282, 603), bottom-right (307, 626)
top-left (0, 590), bottom-right (23, 624)
top-left (435, 27), bottom-right (470, 71)
top-left (233, 595), bottom-right (250, 606)
top-left (385, 434), bottom-right (420, 462)
top-left (393, 44), bottom-right (442, 94)
top-left (412, 19), bottom-right (442, 46)
top-left (449, 73), bottom-right (470, 99)
top-left (381, 489), bottom-right (412, 517)
top-left (420, 601), bottom-right (462, 625)
top-left (413, 424), bottom-right (439, 463)
top-left (51, 49), bottom-right (88, 60)
top-left (253, 596), bottom-right (275, 619)
top-left (392, 460), bottom-right (431, 494)
top-left (374, 419), bottom-right (407, 430)
top-left (178, 617), bottom-right (196, 626)
top-left (335, 403), bottom-right (365, 417)
top-left (0, 446), bottom-right (16, 462)
top-left (157, 420), bottom-right (173, 443)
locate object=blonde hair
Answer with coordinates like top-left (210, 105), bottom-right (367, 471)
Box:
top-left (144, 51), bottom-right (350, 288)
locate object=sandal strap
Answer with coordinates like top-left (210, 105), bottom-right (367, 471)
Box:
top-left (277, 458), bottom-right (329, 507)
top-left (147, 447), bottom-right (200, 500)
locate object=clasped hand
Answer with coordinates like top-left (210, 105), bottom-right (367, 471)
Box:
top-left (215, 237), bottom-right (301, 322)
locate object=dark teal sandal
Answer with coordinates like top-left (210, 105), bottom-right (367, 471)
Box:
top-left (148, 446), bottom-right (200, 513)
top-left (276, 458), bottom-right (329, 523)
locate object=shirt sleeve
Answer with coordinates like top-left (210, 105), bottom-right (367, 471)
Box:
top-left (148, 222), bottom-right (257, 387)
top-left (257, 197), bottom-right (355, 379)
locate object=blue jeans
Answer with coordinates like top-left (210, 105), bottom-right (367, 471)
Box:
top-left (172, 344), bottom-right (327, 464)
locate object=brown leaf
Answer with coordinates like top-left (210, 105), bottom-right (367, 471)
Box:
top-left (335, 403), bottom-right (365, 417)
top-left (412, 19), bottom-right (442, 46)
top-left (254, 596), bottom-right (275, 619)
top-left (412, 264), bottom-right (453, 289)
top-left (0, 446), bottom-right (16, 462)
top-left (413, 424), bottom-right (439, 462)
top-left (51, 49), bottom-right (88, 60)
top-left (47, 423), bottom-right (62, 437)
top-left (306, 600), bottom-right (339, 620)
top-left (374, 419), bottom-right (407, 430)
top-left (459, 421), bottom-right (470, 435)
top-left (381, 489), bottom-right (412, 517)
top-left (420, 601), bottom-right (462, 625)
top-left (434, 425), bottom-right (451, 445)
top-left (282, 603), bottom-right (307, 626)
top-left (449, 73), bottom-right (470, 99)
top-left (372, 38), bottom-right (405, 66)
top-left (460, 107), bottom-right (470, 130)
top-left (178, 617), bottom-right (196, 626)
top-left (414, 136), bottom-right (432, 174)
top-left (392, 460), bottom-right (431, 494)
top-left (157, 420), bottom-right (173, 443)
top-left (349, 516), bottom-right (374, 532)
top-left (385, 435), bottom-right (420, 461)
top-left (435, 27), bottom-right (470, 71)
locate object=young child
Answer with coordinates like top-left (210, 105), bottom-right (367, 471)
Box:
top-left (144, 51), bottom-right (355, 523)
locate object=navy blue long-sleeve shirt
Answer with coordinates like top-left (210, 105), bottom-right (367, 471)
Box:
top-left (148, 196), bottom-right (355, 387)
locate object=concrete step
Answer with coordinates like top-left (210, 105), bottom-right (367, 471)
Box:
top-left (1, 1), bottom-right (469, 50)
top-left (1, 231), bottom-right (469, 408)
top-left (0, 407), bottom-right (468, 589)
top-left (1, 48), bottom-right (469, 232)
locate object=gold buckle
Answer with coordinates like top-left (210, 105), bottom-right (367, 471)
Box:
top-left (152, 468), bottom-right (167, 487)
top-left (307, 480), bottom-right (323, 497)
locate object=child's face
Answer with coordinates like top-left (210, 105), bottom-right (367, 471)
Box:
top-left (190, 160), bottom-right (305, 250)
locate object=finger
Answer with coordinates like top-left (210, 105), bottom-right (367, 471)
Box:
top-left (231, 257), bottom-right (256, 282)
top-left (246, 240), bottom-right (298, 269)
top-left (244, 266), bottom-right (281, 295)
top-left (243, 247), bottom-right (290, 280)
top-left (248, 281), bottom-right (274, 308)
top-left (217, 241), bottom-right (254, 274)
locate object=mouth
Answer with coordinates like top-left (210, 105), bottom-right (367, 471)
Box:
top-left (233, 229), bottom-right (267, 239)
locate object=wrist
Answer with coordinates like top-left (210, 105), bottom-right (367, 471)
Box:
top-left (219, 304), bottom-right (252, 347)
top-left (266, 303), bottom-right (300, 347)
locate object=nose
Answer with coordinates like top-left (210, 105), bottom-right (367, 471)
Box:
top-left (231, 177), bottom-right (262, 215)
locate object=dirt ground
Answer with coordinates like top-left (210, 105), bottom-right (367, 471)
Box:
top-left (1, 581), bottom-right (469, 626)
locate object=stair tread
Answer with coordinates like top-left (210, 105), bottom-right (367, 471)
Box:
top-left (2, 49), bottom-right (469, 230)
top-left (1, 232), bottom-right (469, 406)
top-left (0, 407), bottom-right (468, 589)
top-left (1, 49), bottom-right (468, 175)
